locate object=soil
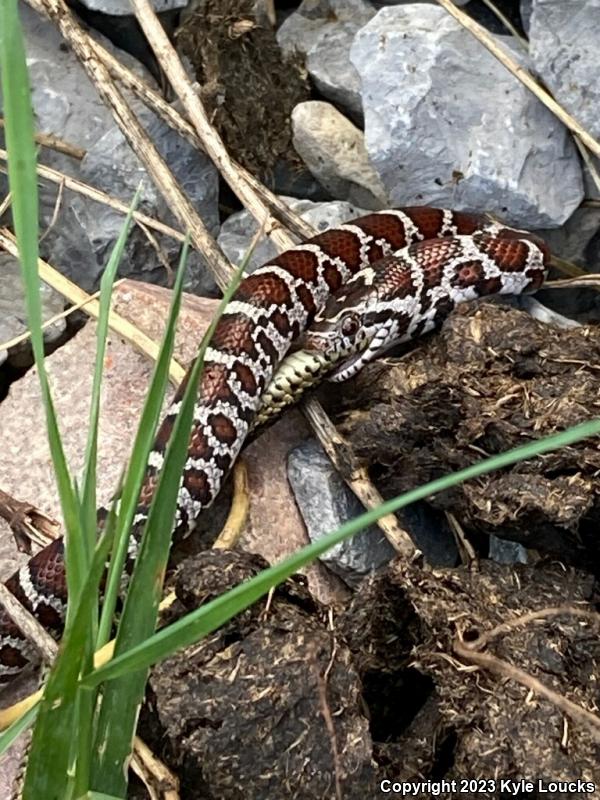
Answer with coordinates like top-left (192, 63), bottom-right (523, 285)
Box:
top-left (177, 0), bottom-right (310, 179)
top-left (143, 302), bottom-right (600, 799)
top-left (328, 301), bottom-right (600, 567)
top-left (146, 554), bottom-right (599, 799)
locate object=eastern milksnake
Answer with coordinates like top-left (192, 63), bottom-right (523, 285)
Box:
top-left (0, 208), bottom-right (549, 683)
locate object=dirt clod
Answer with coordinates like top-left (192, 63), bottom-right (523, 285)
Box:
top-left (332, 302), bottom-right (600, 565)
top-left (177, 0), bottom-right (310, 178)
top-left (337, 559), bottom-right (599, 799)
top-left (149, 550), bottom-right (378, 799)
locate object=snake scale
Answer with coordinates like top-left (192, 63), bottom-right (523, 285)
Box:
top-left (0, 207), bottom-right (549, 683)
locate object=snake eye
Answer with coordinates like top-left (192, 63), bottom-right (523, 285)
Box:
top-left (340, 312), bottom-right (360, 337)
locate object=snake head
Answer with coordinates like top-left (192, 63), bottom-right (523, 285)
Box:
top-left (294, 231), bottom-right (549, 384)
top-left (294, 266), bottom-right (399, 382)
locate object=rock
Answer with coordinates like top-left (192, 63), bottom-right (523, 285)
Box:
top-left (5, 4), bottom-right (220, 296)
top-left (14, 3), bottom-right (148, 176)
top-left (350, 5), bottom-right (583, 229)
top-left (45, 108), bottom-right (220, 295)
top-left (533, 205), bottom-right (600, 327)
top-left (277, 0), bottom-right (376, 120)
top-left (291, 101), bottom-right (388, 209)
top-left (287, 438), bottom-right (396, 587)
top-left (540, 206), bottom-right (600, 272)
top-left (520, 0), bottom-right (533, 31)
top-left (77, 0), bottom-right (185, 15)
top-left (488, 534), bottom-right (527, 564)
top-left (0, 280), bottom-right (347, 605)
top-left (217, 197), bottom-right (370, 272)
top-left (529, 0), bottom-right (600, 141)
top-left (0, 253), bottom-right (66, 369)
top-left (514, 296), bottom-right (584, 330)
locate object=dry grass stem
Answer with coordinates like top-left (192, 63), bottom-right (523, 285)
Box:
top-left (0, 281), bottom-right (124, 352)
top-left (30, 0), bottom-right (234, 290)
top-left (479, 0), bottom-right (528, 50)
top-left (0, 117), bottom-right (85, 159)
top-left (0, 148), bottom-right (187, 244)
top-left (131, 736), bottom-right (180, 800)
top-left (0, 489), bottom-right (60, 552)
top-left (130, 0), bottom-right (297, 253)
top-left (0, 229), bottom-right (185, 384)
top-left (445, 511), bottom-right (477, 566)
top-left (548, 255), bottom-right (585, 278)
top-left (301, 398), bottom-right (417, 559)
top-left (0, 584), bottom-right (58, 665)
top-left (453, 634), bottom-right (600, 744)
top-left (213, 461), bottom-right (250, 550)
top-left (574, 137), bottom-right (600, 197)
top-left (0, 191), bottom-right (12, 218)
top-left (545, 275), bottom-right (600, 291)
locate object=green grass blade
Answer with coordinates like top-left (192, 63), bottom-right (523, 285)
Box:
top-left (80, 187), bottom-right (142, 553)
top-left (82, 417), bottom-right (600, 687)
top-left (96, 236), bottom-right (190, 648)
top-left (91, 251), bottom-right (250, 796)
top-left (0, 0), bottom-right (84, 610)
top-left (0, 702), bottom-right (39, 757)
top-left (22, 522), bottom-right (116, 800)
top-left (72, 498), bottom-right (119, 798)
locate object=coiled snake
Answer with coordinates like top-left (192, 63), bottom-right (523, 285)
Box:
top-left (0, 207), bottom-right (549, 682)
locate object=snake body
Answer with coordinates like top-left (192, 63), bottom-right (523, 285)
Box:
top-left (0, 208), bottom-right (549, 682)
top-left (257, 230), bottom-right (549, 425)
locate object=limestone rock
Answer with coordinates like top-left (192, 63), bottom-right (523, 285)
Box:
top-left (350, 4), bottom-right (583, 228)
top-left (277, 0), bottom-right (376, 120)
top-left (291, 101), bottom-right (388, 209)
top-left (529, 0), bottom-right (600, 141)
top-left (288, 438), bottom-right (396, 587)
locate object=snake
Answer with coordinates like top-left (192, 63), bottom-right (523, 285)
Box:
top-left (256, 230), bottom-right (549, 426)
top-left (0, 207), bottom-right (549, 683)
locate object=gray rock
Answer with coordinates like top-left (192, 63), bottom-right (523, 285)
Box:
top-left (540, 206), bottom-right (600, 272)
top-left (529, 0), bottom-right (600, 141)
top-left (15, 3), bottom-right (148, 177)
top-left (291, 101), bottom-right (388, 209)
top-left (520, 0), bottom-right (533, 31)
top-left (514, 296), bottom-right (582, 329)
top-left (288, 438), bottom-right (396, 587)
top-left (217, 197), bottom-right (370, 272)
top-left (77, 0), bottom-right (185, 15)
top-left (0, 253), bottom-right (66, 368)
top-left (45, 109), bottom-right (220, 295)
top-left (277, 0), bottom-right (376, 120)
top-left (350, 5), bottom-right (583, 229)
top-left (489, 534), bottom-right (528, 564)
top-left (6, 4), bottom-right (219, 296)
